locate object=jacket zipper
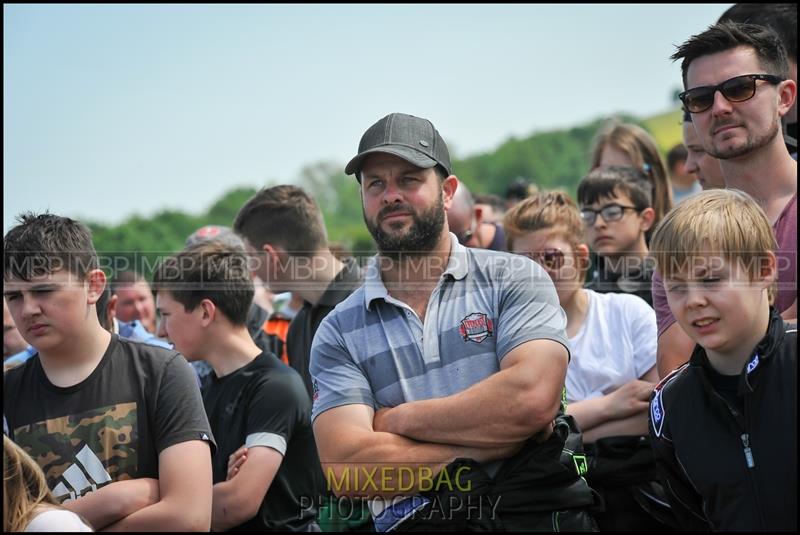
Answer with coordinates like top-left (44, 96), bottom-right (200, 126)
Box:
top-left (708, 381), bottom-right (767, 531)
top-left (742, 397), bottom-right (767, 531)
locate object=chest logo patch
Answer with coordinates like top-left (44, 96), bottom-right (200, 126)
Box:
top-left (459, 313), bottom-right (494, 343)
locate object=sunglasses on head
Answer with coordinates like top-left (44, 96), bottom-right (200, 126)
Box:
top-left (526, 248), bottom-right (566, 271)
top-left (679, 73), bottom-right (784, 114)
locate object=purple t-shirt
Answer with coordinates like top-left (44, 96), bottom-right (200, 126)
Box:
top-left (654, 193), bottom-right (797, 337)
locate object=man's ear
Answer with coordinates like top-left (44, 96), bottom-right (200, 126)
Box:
top-left (442, 175), bottom-right (459, 211)
top-left (639, 207), bottom-right (657, 232)
top-left (86, 269), bottom-right (107, 305)
top-left (777, 79), bottom-right (797, 118)
top-left (474, 205), bottom-right (484, 226)
top-left (107, 294), bottom-right (118, 319)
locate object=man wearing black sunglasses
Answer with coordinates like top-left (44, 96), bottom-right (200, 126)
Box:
top-left (718, 3), bottom-right (797, 158)
top-left (656, 22), bottom-right (797, 380)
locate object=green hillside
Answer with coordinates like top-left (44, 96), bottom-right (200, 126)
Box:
top-left (89, 107), bottom-right (684, 275)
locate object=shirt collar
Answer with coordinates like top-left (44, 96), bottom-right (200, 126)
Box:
top-left (364, 233), bottom-right (469, 310)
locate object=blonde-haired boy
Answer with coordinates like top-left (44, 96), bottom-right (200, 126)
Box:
top-left (648, 189), bottom-right (796, 531)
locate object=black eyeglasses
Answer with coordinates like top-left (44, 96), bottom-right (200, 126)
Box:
top-left (580, 203), bottom-right (639, 226)
top-left (679, 74), bottom-right (784, 113)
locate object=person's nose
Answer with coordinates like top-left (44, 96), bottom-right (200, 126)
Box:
top-left (710, 89), bottom-right (734, 118)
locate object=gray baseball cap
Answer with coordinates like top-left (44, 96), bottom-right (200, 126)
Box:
top-left (345, 113), bottom-right (452, 179)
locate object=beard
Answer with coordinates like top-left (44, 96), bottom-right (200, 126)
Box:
top-left (364, 193), bottom-right (445, 259)
top-left (708, 115), bottom-right (782, 159)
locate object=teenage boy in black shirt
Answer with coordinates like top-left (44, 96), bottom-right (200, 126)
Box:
top-left (3, 212), bottom-right (215, 531)
top-left (153, 240), bottom-right (323, 532)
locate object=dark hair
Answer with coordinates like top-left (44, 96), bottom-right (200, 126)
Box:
top-left (504, 178), bottom-right (538, 202)
top-left (719, 3), bottom-right (796, 60)
top-left (666, 143), bottom-right (689, 171)
top-left (577, 166), bottom-right (653, 210)
top-left (233, 185), bottom-right (327, 257)
top-left (152, 241), bottom-right (253, 326)
top-left (3, 212), bottom-right (98, 282)
top-left (671, 21), bottom-right (790, 88)
top-left (589, 120), bottom-right (672, 229)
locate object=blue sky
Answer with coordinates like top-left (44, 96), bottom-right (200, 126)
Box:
top-left (4, 4), bottom-right (731, 232)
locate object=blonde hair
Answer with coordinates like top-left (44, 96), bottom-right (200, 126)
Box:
top-left (504, 191), bottom-right (585, 250)
top-left (3, 436), bottom-right (62, 532)
top-left (650, 189), bottom-right (777, 303)
top-left (590, 121), bottom-right (674, 233)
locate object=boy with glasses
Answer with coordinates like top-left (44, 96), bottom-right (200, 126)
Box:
top-left (648, 189), bottom-right (796, 531)
top-left (577, 166), bottom-right (657, 307)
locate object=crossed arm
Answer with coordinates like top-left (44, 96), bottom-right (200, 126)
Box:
top-left (565, 366), bottom-right (658, 444)
top-left (312, 339), bottom-right (568, 499)
top-left (211, 445), bottom-right (283, 531)
top-left (64, 440), bottom-right (213, 532)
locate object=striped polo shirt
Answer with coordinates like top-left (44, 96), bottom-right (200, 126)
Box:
top-left (310, 234), bottom-right (569, 420)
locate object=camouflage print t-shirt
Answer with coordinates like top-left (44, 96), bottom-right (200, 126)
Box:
top-left (3, 334), bottom-right (215, 501)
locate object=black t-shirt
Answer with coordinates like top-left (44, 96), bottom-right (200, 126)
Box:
top-left (286, 258), bottom-right (363, 397)
top-left (3, 334), bottom-right (215, 501)
top-left (201, 352), bottom-right (324, 532)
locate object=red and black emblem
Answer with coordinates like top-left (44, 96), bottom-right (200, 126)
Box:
top-left (459, 313), bottom-right (494, 343)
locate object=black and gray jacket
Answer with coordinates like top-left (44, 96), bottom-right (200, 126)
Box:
top-left (648, 308), bottom-right (796, 531)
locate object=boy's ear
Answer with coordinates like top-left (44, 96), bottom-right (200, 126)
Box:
top-left (199, 298), bottom-right (217, 327)
top-left (86, 269), bottom-right (107, 305)
top-left (639, 207), bottom-right (657, 232)
top-left (262, 243), bottom-right (287, 267)
top-left (757, 251), bottom-right (778, 285)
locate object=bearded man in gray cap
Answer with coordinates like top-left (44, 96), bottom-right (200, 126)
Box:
top-left (309, 113), bottom-right (598, 531)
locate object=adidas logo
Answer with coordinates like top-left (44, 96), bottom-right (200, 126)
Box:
top-left (53, 444), bottom-right (112, 501)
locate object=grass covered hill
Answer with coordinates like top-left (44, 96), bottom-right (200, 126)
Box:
top-left (89, 107), bottom-right (683, 276)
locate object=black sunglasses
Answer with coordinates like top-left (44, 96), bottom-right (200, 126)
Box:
top-left (679, 74), bottom-right (784, 113)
